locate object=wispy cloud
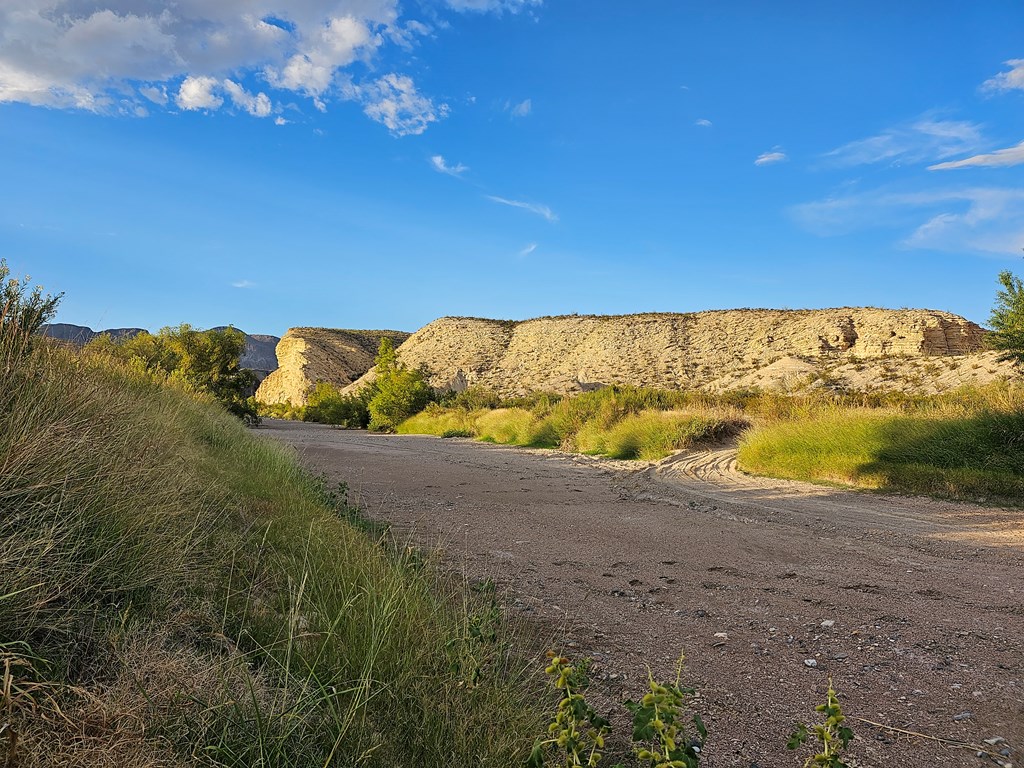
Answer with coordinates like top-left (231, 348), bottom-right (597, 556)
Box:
top-left (519, 242), bottom-right (537, 256)
top-left (792, 186), bottom-right (1024, 256)
top-left (982, 59), bottom-right (1024, 93)
top-left (929, 140), bottom-right (1024, 170)
top-left (755, 149), bottom-right (787, 166)
top-left (506, 97), bottom-right (531, 117)
top-left (430, 154), bottom-right (468, 176)
top-left (822, 116), bottom-right (984, 168)
top-left (486, 195), bottom-right (558, 222)
top-left (695, 118), bottom-right (712, 128)
top-left (445, 0), bottom-right (542, 13)
top-left (232, 279), bottom-right (256, 289)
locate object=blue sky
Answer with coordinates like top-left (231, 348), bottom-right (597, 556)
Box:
top-left (2, 1), bottom-right (1023, 335)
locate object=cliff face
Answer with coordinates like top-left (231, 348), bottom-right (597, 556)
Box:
top-left (343, 309), bottom-right (991, 396)
top-left (255, 328), bottom-right (411, 405)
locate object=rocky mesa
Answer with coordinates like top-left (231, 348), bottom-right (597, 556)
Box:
top-left (335, 308), bottom-right (1001, 397)
top-left (256, 327), bottom-right (411, 405)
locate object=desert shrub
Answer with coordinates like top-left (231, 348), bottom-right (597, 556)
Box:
top-left (366, 338), bottom-right (435, 432)
top-left (397, 404), bottom-right (479, 436)
top-left (450, 385), bottom-right (503, 411)
top-left (304, 380), bottom-right (370, 427)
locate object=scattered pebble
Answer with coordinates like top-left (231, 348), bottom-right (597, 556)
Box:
top-left (821, 619), bottom-right (836, 628)
top-left (986, 737), bottom-right (1007, 746)
top-left (952, 711), bottom-right (973, 721)
top-left (804, 659), bottom-right (818, 668)
top-left (714, 632), bottom-right (729, 639)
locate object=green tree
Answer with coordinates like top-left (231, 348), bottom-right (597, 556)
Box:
top-left (988, 270), bottom-right (1024, 368)
top-left (367, 337), bottom-right (434, 432)
top-left (91, 324), bottom-right (259, 423)
top-left (0, 259), bottom-right (63, 369)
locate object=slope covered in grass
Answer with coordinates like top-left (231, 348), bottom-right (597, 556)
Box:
top-left (0, 333), bottom-right (544, 766)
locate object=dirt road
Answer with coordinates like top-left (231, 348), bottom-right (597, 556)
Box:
top-left (262, 420), bottom-right (1022, 768)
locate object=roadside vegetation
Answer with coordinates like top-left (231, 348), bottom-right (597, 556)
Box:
top-left (0, 261), bottom-right (545, 766)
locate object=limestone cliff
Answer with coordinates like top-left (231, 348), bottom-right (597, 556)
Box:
top-left (343, 309), bottom-right (994, 396)
top-left (255, 328), bottom-right (410, 405)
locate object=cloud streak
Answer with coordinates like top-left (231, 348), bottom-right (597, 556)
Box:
top-left (792, 186), bottom-right (1024, 256)
top-left (755, 149), bottom-right (787, 166)
top-left (982, 59), bottom-right (1024, 93)
top-left (929, 140), bottom-right (1024, 170)
top-left (430, 154), bottom-right (468, 176)
top-left (486, 195), bottom-right (558, 222)
top-left (822, 116), bottom-right (984, 168)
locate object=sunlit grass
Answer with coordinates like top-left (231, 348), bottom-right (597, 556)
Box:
top-left (1, 331), bottom-right (545, 767)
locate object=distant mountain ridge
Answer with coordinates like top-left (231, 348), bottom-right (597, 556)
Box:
top-left (39, 323), bottom-right (280, 379)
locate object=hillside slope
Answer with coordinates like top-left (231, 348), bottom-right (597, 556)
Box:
top-left (343, 309), bottom-right (1005, 396)
top-left (256, 327), bottom-right (411, 405)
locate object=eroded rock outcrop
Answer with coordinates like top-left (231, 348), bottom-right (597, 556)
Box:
top-left (343, 309), bottom-right (991, 396)
top-left (256, 327), bottom-right (410, 405)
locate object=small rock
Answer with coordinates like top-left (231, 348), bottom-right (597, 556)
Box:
top-left (952, 711), bottom-right (973, 721)
top-left (986, 738), bottom-right (1007, 746)
top-left (714, 632), bottom-right (729, 639)
top-left (821, 619), bottom-right (836, 628)
top-left (804, 659), bottom-right (818, 668)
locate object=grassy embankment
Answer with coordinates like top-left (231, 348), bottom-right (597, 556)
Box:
top-left (1, 329), bottom-right (544, 766)
top-left (398, 383), bottom-right (1024, 502)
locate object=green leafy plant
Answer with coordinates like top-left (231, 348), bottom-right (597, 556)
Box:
top-left (988, 269), bottom-right (1024, 368)
top-left (625, 653), bottom-right (706, 768)
top-left (527, 652), bottom-right (611, 768)
top-left (0, 258), bottom-right (62, 372)
top-left (366, 337), bottom-right (435, 432)
top-left (787, 679), bottom-right (855, 767)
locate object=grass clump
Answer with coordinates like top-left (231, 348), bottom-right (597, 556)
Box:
top-left (738, 407), bottom-right (1024, 501)
top-left (399, 386), bottom-right (747, 460)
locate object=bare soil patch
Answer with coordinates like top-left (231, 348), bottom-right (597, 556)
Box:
top-left (262, 420), bottom-right (1023, 768)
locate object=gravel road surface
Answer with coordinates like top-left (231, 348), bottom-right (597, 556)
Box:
top-left (262, 420), bottom-right (1023, 768)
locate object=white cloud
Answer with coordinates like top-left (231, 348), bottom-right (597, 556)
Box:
top-left (755, 149), bottom-right (787, 166)
top-left (792, 186), bottom-right (1024, 256)
top-left (445, 0), bottom-right (542, 12)
top-left (486, 194), bottom-right (557, 222)
top-left (508, 98), bottom-right (531, 117)
top-left (274, 116), bottom-right (288, 125)
top-left (929, 140), bottom-right (1024, 170)
top-left (176, 76), bottom-right (223, 111)
top-left (224, 79), bottom-right (272, 117)
top-left (0, 1), bottom-right (518, 134)
top-left (695, 118), bottom-right (712, 128)
top-left (519, 242), bottom-right (537, 256)
top-left (231, 279), bottom-right (256, 289)
top-left (982, 59), bottom-right (1024, 93)
top-left (823, 116), bottom-right (984, 167)
top-left (430, 155), bottom-right (468, 176)
top-left (350, 73), bottom-right (447, 136)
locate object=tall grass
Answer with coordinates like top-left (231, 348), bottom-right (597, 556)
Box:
top-left (738, 408), bottom-right (1024, 501)
top-left (400, 387), bottom-right (748, 460)
top-left (1, 329), bottom-right (545, 766)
